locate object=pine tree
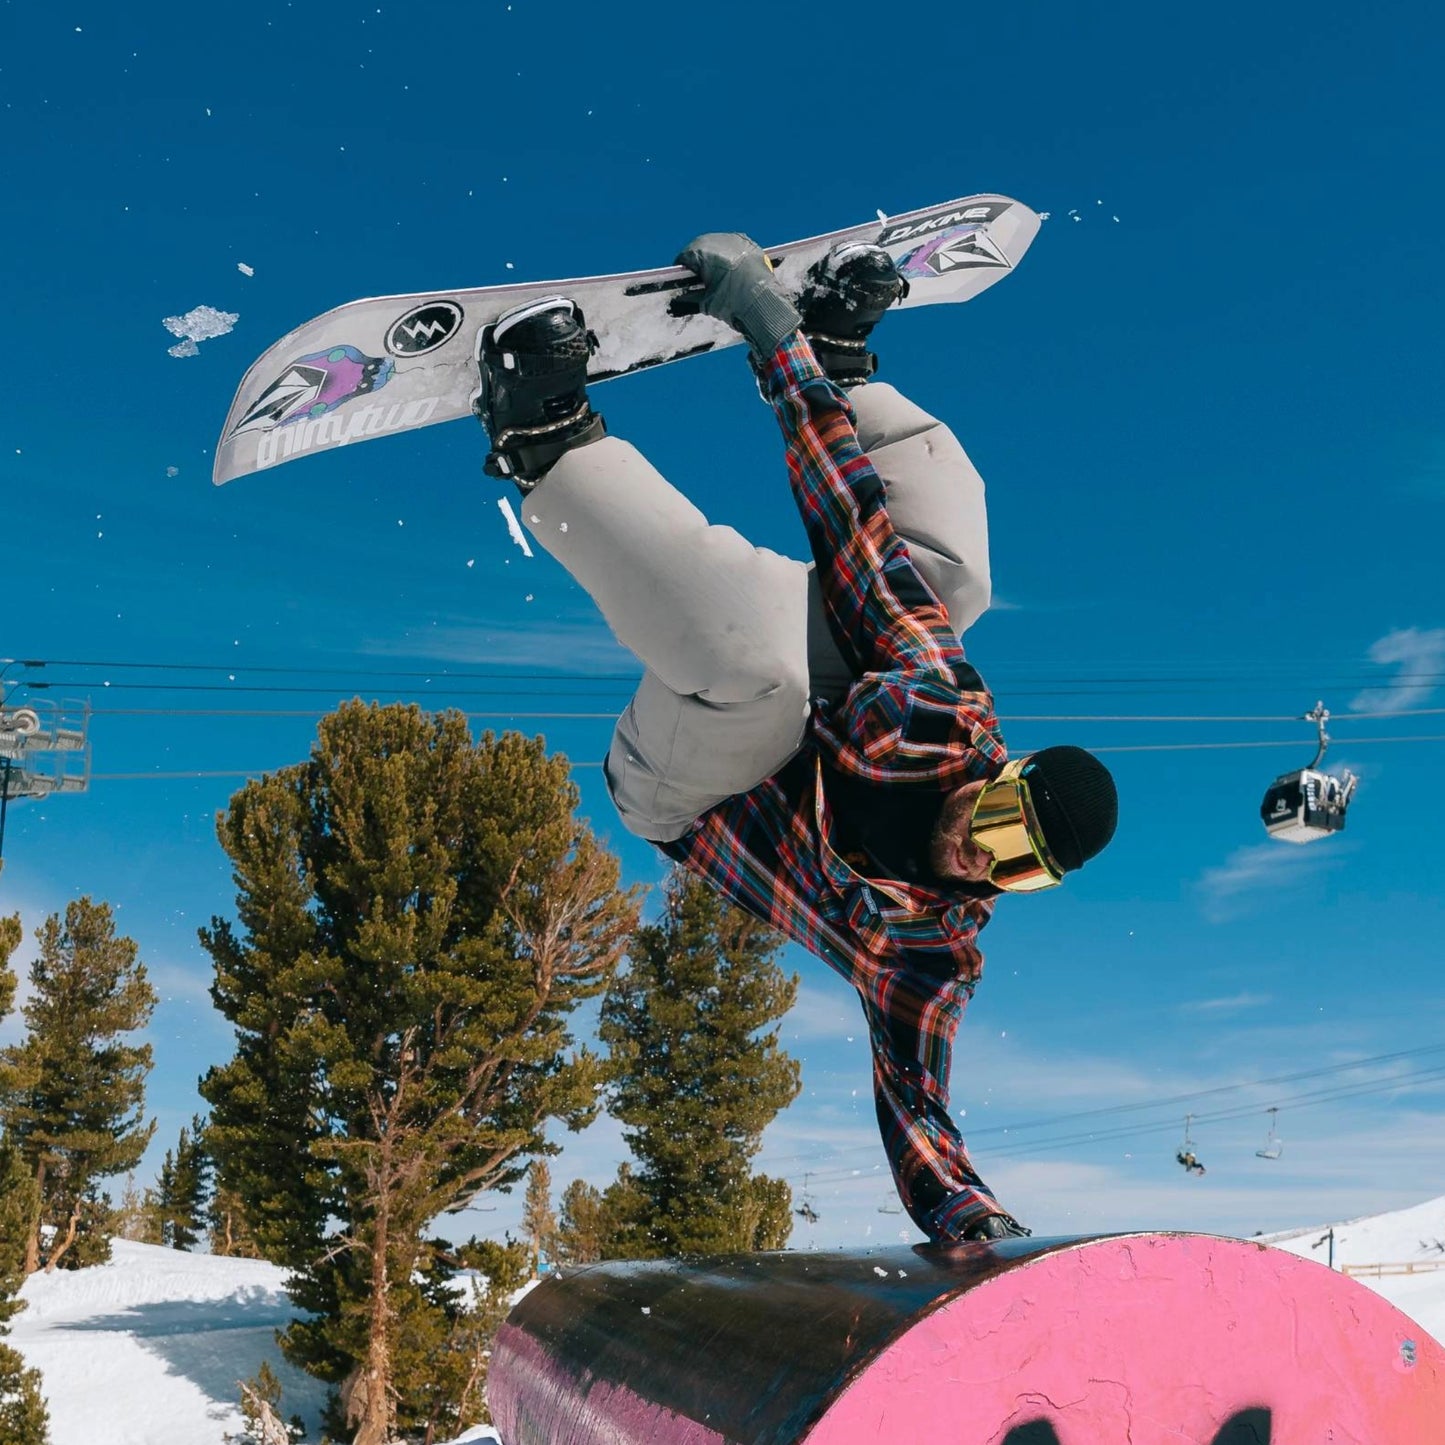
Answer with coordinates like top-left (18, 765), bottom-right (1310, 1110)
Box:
top-left (112, 1173), bottom-right (164, 1244)
top-left (0, 914), bottom-right (50, 1443)
top-left (555, 1166), bottom-right (648, 1264)
top-left (554, 1179), bottom-right (608, 1265)
top-left (231, 1360), bottom-right (303, 1445)
top-left (62, 1187), bottom-right (120, 1269)
top-left (521, 1159), bottom-right (558, 1273)
top-left (154, 1115), bottom-right (211, 1250)
top-left (0, 1146), bottom-right (50, 1444)
top-left (386, 1235), bottom-right (530, 1443)
top-left (0, 899), bottom-right (157, 1273)
top-left (199, 702), bottom-right (642, 1445)
top-left (208, 1181), bottom-right (264, 1259)
top-left (598, 870), bottom-right (801, 1258)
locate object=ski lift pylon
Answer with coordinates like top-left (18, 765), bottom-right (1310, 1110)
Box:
top-left (1256, 1106), bottom-right (1283, 1160)
top-left (1261, 701), bottom-right (1358, 843)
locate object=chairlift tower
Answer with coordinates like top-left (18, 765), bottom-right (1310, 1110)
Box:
top-left (0, 682), bottom-right (91, 876)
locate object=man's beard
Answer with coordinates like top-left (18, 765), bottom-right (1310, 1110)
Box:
top-left (929, 788), bottom-right (1001, 899)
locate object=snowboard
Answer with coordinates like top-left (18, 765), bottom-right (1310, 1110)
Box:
top-left (212, 193), bottom-right (1041, 486)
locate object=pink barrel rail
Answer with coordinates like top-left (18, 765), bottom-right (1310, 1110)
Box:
top-left (487, 1232), bottom-right (1445, 1444)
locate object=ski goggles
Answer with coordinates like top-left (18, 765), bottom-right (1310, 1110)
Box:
top-left (970, 758), bottom-right (1065, 894)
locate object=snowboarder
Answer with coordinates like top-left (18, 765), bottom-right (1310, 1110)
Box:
top-left (471, 232), bottom-right (1119, 1243)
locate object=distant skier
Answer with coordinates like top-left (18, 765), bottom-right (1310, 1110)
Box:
top-left (471, 232), bottom-right (1118, 1244)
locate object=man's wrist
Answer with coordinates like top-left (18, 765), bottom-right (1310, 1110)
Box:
top-left (756, 330), bottom-right (829, 397)
top-left (738, 285), bottom-right (803, 357)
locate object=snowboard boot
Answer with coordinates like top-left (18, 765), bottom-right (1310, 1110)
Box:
top-left (472, 297), bottom-right (607, 487)
top-left (797, 243), bottom-right (909, 387)
top-left (961, 1212), bottom-right (1032, 1242)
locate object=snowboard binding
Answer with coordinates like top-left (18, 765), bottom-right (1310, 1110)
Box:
top-left (472, 297), bottom-right (607, 486)
top-left (798, 243), bottom-right (910, 387)
top-left (962, 1212), bottom-right (1033, 1242)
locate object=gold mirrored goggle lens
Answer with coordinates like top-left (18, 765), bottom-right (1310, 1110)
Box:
top-left (971, 766), bottom-right (1064, 893)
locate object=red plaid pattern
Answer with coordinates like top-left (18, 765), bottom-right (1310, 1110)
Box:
top-left (662, 333), bottom-right (1014, 1239)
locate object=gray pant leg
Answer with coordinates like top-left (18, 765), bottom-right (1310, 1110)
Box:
top-left (806, 382), bottom-right (992, 703)
top-left (522, 436), bottom-right (811, 843)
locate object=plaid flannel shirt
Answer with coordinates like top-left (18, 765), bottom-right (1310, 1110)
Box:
top-left (662, 331), bottom-right (1012, 1240)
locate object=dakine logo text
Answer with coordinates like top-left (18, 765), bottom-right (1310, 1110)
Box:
top-left (880, 203), bottom-right (1008, 246)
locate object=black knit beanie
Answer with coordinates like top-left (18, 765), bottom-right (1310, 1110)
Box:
top-left (1023, 746), bottom-right (1119, 873)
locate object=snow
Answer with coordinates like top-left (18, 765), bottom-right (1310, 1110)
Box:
top-left (8, 1203), bottom-right (1443, 1445)
top-left (496, 497), bottom-right (534, 557)
top-left (162, 304), bottom-right (239, 357)
top-left (10, 1240), bottom-right (329, 1445)
top-left (7, 1238), bottom-right (511, 1445)
top-left (1259, 1192), bottom-right (1445, 1341)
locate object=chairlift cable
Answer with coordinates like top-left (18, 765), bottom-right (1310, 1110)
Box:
top-left (793, 1062), bottom-right (1445, 1180)
top-left (74, 736), bottom-right (1445, 783)
top-left (770, 1054), bottom-right (1445, 1179)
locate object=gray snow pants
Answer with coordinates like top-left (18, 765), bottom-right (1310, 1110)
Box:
top-left (519, 383), bottom-right (991, 843)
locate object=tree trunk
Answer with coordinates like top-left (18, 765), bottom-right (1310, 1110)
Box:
top-left (240, 1383), bottom-right (292, 1445)
top-left (350, 1202), bottom-right (395, 1445)
top-left (453, 1347), bottom-right (487, 1442)
top-left (44, 1202), bottom-right (81, 1273)
top-left (24, 1159), bottom-right (46, 1275)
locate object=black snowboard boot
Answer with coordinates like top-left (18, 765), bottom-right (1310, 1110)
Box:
top-left (962, 1212), bottom-right (1033, 1242)
top-left (797, 243), bottom-right (909, 387)
top-left (472, 297), bottom-right (607, 487)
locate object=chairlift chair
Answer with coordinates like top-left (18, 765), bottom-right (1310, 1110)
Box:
top-left (795, 1173), bottom-right (820, 1226)
top-left (1261, 702), bottom-right (1358, 843)
top-left (1255, 1106), bottom-right (1283, 1161)
top-left (1176, 1113), bottom-right (1207, 1176)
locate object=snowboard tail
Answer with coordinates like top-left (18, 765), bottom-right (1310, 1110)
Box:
top-left (213, 194), bottom-right (1041, 485)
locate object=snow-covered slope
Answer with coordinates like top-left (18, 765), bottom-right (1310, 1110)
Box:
top-left (9, 1207), bottom-right (1443, 1445)
top-left (1257, 1192), bottom-right (1445, 1342)
top-left (10, 1237), bottom-right (504, 1445)
top-left (11, 1240), bottom-right (331, 1445)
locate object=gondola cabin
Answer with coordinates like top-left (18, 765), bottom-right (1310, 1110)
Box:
top-left (1260, 766), bottom-right (1356, 843)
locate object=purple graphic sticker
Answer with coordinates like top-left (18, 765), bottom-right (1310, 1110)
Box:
top-left (897, 225), bottom-right (1010, 280)
top-left (229, 345), bottom-right (395, 436)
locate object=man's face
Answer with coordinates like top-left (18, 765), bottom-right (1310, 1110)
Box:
top-left (929, 779), bottom-right (995, 883)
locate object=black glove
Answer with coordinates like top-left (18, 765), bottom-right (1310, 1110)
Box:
top-left (674, 232), bottom-right (802, 356)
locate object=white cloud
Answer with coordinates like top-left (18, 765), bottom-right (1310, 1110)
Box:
top-left (1179, 992), bottom-right (1274, 1016)
top-left (440, 1009), bottom-right (1445, 1254)
top-left (1195, 841), bottom-right (1346, 923)
top-left (780, 976), bottom-right (867, 1043)
top-left (1351, 626), bottom-right (1445, 714)
top-left (361, 618), bottom-right (636, 675)
top-left (144, 960), bottom-right (215, 1007)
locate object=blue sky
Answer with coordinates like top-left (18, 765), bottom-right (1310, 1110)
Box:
top-left (2, 0), bottom-right (1442, 1250)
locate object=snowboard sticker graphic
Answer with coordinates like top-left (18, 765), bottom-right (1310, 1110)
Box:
top-left (213, 194), bottom-right (1041, 485)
